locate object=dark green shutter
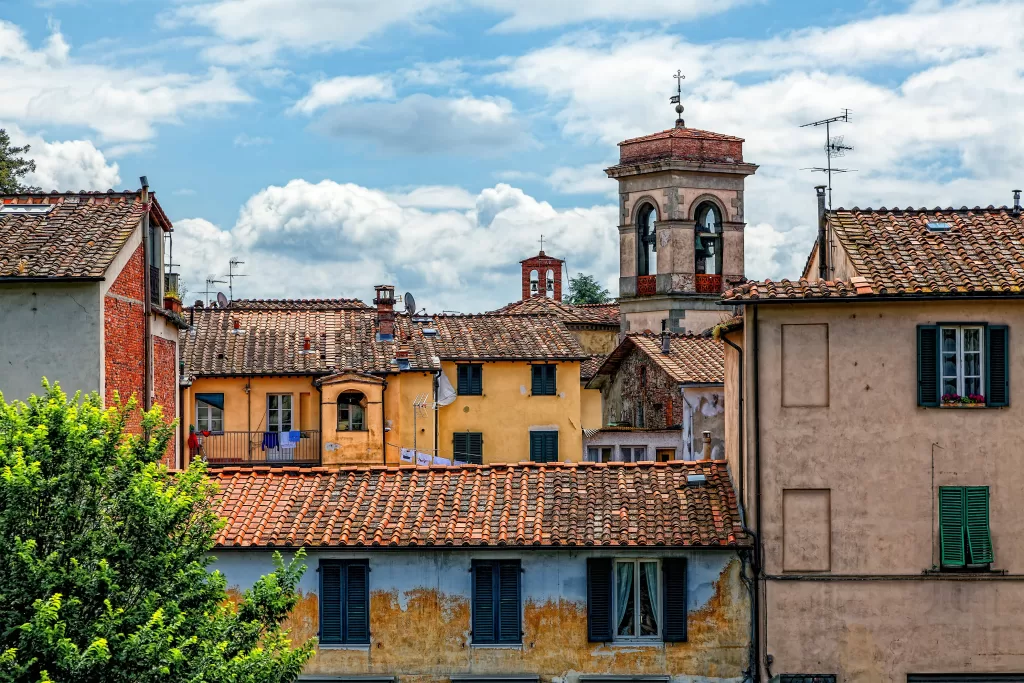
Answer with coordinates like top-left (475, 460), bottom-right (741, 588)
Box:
top-left (662, 558), bottom-right (688, 642)
top-left (497, 561), bottom-right (521, 642)
top-left (458, 366), bottom-right (469, 394)
top-left (918, 325), bottom-right (940, 406)
top-left (546, 432), bottom-right (558, 462)
top-left (939, 487), bottom-right (966, 567)
top-left (468, 432), bottom-right (483, 464)
top-left (531, 366), bottom-right (543, 394)
top-left (530, 432), bottom-right (542, 461)
top-left (587, 558), bottom-right (613, 642)
top-left (320, 562), bottom-right (343, 644)
top-left (471, 365), bottom-right (483, 395)
top-left (530, 432), bottom-right (557, 463)
top-left (345, 562), bottom-right (370, 643)
top-left (472, 562), bottom-right (495, 643)
top-left (454, 433), bottom-right (468, 461)
top-left (987, 325), bottom-right (1009, 407)
top-left (545, 365), bottom-right (556, 395)
top-left (965, 486), bottom-right (994, 564)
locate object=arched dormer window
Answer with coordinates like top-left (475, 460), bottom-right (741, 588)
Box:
top-left (636, 203), bottom-right (657, 276)
top-left (337, 392), bottom-right (366, 431)
top-left (694, 202), bottom-right (723, 276)
top-left (530, 269), bottom-right (539, 296)
top-left (545, 269), bottom-right (555, 297)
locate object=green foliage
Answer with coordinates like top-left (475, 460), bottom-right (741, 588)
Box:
top-left (0, 130), bottom-right (37, 194)
top-left (0, 381), bottom-right (315, 683)
top-left (566, 273), bottom-right (611, 305)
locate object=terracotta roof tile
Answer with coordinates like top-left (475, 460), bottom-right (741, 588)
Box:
top-left (210, 461), bottom-right (748, 548)
top-left (594, 333), bottom-right (724, 385)
top-left (491, 297), bottom-right (620, 326)
top-left (227, 298), bottom-right (368, 311)
top-left (725, 207), bottom-right (1024, 301)
top-left (580, 355), bottom-right (607, 382)
top-left (0, 191), bottom-right (167, 278)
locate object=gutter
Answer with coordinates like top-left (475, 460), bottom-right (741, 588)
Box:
top-left (0, 276), bottom-right (104, 283)
top-left (723, 292), bottom-right (1024, 306)
top-left (433, 370), bottom-right (440, 459)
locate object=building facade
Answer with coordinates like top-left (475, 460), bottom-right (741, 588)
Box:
top-left (724, 195), bottom-right (1024, 681)
top-left (0, 185), bottom-right (183, 467)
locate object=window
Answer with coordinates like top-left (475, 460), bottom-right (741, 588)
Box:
top-left (694, 202), bottom-right (722, 276)
top-left (619, 446), bottom-right (650, 462)
top-left (530, 269), bottom-right (539, 296)
top-left (586, 557), bottom-right (686, 643)
top-left (458, 364), bottom-right (483, 395)
top-left (917, 325), bottom-right (1009, 407)
top-left (636, 203), bottom-right (657, 277)
top-left (587, 446), bottom-right (613, 463)
top-left (939, 486), bottom-right (994, 568)
top-left (656, 448), bottom-right (675, 462)
top-left (454, 432), bottom-right (484, 464)
top-left (319, 560), bottom-right (369, 645)
top-left (195, 393), bottom-right (224, 433)
top-left (531, 365), bottom-right (556, 395)
top-left (267, 394), bottom-right (293, 432)
top-left (471, 560), bottom-right (521, 645)
top-left (529, 431), bottom-right (558, 463)
top-left (337, 393), bottom-right (366, 431)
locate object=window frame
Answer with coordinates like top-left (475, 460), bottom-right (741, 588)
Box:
top-left (636, 203), bottom-right (657, 277)
top-left (318, 559), bottom-right (370, 646)
top-left (195, 394), bottom-right (224, 433)
top-left (531, 364), bottom-right (557, 396)
top-left (940, 325), bottom-right (985, 399)
top-left (267, 393), bottom-right (293, 432)
top-left (337, 393), bottom-right (367, 432)
top-left (471, 559), bottom-right (522, 646)
top-left (458, 364), bottom-right (484, 396)
top-left (693, 202), bottom-right (723, 276)
top-left (587, 446), bottom-right (613, 463)
top-left (619, 446), bottom-right (649, 462)
top-left (612, 558), bottom-right (662, 642)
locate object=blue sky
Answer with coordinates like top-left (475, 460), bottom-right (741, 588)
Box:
top-left (2, 0), bottom-right (1022, 311)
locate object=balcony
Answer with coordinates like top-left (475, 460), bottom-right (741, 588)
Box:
top-left (694, 273), bottom-right (722, 294)
top-left (193, 430), bottom-right (321, 467)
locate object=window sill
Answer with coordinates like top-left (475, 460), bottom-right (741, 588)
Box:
top-left (925, 567), bottom-right (1003, 575)
top-left (317, 643), bottom-right (371, 651)
top-left (939, 403), bottom-right (990, 409)
top-left (605, 640), bottom-right (665, 648)
top-left (471, 643), bottom-right (523, 650)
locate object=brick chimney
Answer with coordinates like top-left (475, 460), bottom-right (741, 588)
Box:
top-left (520, 250), bottom-right (563, 301)
top-left (374, 285), bottom-right (396, 340)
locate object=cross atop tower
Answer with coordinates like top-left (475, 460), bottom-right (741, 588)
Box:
top-left (670, 70), bottom-right (685, 127)
top-left (538, 234), bottom-right (545, 254)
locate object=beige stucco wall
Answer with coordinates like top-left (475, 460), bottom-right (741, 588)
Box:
top-left (581, 386), bottom-right (602, 431)
top-left (571, 329), bottom-right (618, 355)
top-left (744, 299), bottom-right (1024, 681)
top-left (624, 308), bottom-right (726, 336)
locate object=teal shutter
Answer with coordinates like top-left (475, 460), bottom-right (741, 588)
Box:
top-left (545, 365), bottom-right (556, 395)
top-left (472, 561), bottom-right (495, 643)
top-left (497, 561), bottom-right (521, 643)
top-left (468, 432), bottom-right (483, 464)
top-left (320, 562), bottom-right (343, 643)
top-left (453, 433), bottom-right (468, 461)
top-left (586, 558), bottom-right (613, 642)
top-left (965, 486), bottom-right (994, 564)
top-left (530, 432), bottom-right (557, 462)
top-left (662, 558), bottom-right (688, 642)
top-left (531, 366), bottom-right (556, 395)
top-left (345, 562), bottom-right (370, 643)
top-left (531, 366), bottom-right (543, 394)
top-left (471, 365), bottom-right (483, 395)
top-left (987, 326), bottom-right (1009, 407)
top-left (938, 487), bottom-right (966, 567)
top-left (545, 431), bottom-right (558, 462)
top-left (917, 325), bottom-right (940, 406)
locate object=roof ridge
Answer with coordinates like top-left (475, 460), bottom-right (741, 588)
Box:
top-left (211, 459), bottom-right (721, 477)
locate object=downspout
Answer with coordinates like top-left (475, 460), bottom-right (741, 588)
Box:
top-left (315, 381), bottom-right (323, 464)
top-left (433, 370), bottom-right (440, 459)
top-left (381, 378), bottom-right (388, 464)
top-left (140, 179), bottom-right (153, 414)
top-left (751, 303), bottom-right (765, 680)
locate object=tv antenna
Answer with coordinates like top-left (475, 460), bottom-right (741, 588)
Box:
top-left (670, 70), bottom-right (685, 127)
top-left (800, 108), bottom-right (855, 209)
top-left (227, 258), bottom-right (247, 301)
top-left (202, 276), bottom-right (226, 307)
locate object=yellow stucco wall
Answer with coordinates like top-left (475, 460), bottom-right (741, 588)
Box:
top-left (320, 373), bottom-right (386, 466)
top-left (382, 371), bottom-right (436, 465)
top-left (581, 386), bottom-right (603, 432)
top-left (185, 376), bottom-right (320, 433)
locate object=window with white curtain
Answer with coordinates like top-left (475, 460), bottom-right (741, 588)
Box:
top-left (614, 559), bottom-right (660, 639)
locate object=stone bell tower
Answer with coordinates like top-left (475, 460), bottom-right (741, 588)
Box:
top-left (605, 77), bottom-right (757, 334)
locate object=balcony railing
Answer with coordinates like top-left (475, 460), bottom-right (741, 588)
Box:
top-left (694, 273), bottom-right (722, 294)
top-left (149, 265), bottom-right (162, 306)
top-left (193, 430), bottom-right (321, 467)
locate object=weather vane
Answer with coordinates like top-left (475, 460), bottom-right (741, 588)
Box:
top-left (670, 70), bottom-right (685, 127)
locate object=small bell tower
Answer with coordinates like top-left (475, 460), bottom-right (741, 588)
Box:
top-left (606, 72), bottom-right (757, 334)
top-left (520, 238), bottom-right (563, 301)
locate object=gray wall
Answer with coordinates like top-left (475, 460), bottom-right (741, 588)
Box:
top-left (0, 281), bottom-right (102, 400)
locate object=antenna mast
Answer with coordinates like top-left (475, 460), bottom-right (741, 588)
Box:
top-left (227, 258), bottom-right (247, 301)
top-left (800, 108), bottom-right (854, 209)
top-left (202, 276), bottom-right (227, 307)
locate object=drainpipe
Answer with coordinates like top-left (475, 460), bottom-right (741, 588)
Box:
top-left (751, 303), bottom-right (765, 680)
top-left (433, 370), bottom-right (441, 459)
top-left (816, 185), bottom-right (828, 281)
top-left (381, 378), bottom-right (388, 464)
top-left (315, 381), bottom-right (323, 464)
top-left (140, 177), bottom-right (153, 414)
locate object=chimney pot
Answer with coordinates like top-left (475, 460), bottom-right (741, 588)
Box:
top-left (701, 431), bottom-right (712, 461)
top-left (303, 335), bottom-right (311, 351)
top-left (1014, 189), bottom-right (1021, 217)
top-left (661, 330), bottom-right (671, 354)
top-left (374, 284), bottom-right (396, 339)
top-left (815, 185), bottom-right (828, 281)
top-left (232, 318), bottom-right (240, 330)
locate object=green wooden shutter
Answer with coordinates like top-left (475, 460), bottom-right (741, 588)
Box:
top-left (453, 432), bottom-right (468, 462)
top-left (472, 561), bottom-right (495, 643)
top-left (497, 561), bottom-right (521, 643)
top-left (938, 487), bottom-right (966, 567)
top-left (545, 365), bottom-right (556, 395)
top-left (345, 562), bottom-right (370, 643)
top-left (545, 432), bottom-right (558, 462)
top-left (918, 325), bottom-right (940, 406)
top-left (468, 432), bottom-right (483, 465)
top-left (530, 432), bottom-right (557, 462)
top-left (471, 365), bottom-right (483, 395)
top-left (586, 558), bottom-right (613, 641)
top-left (529, 432), bottom-right (542, 461)
top-left (987, 325), bottom-right (1010, 407)
top-left (965, 486), bottom-right (994, 564)
top-left (320, 562), bottom-right (343, 644)
top-left (662, 558), bottom-right (688, 642)
top-left (531, 366), bottom-right (543, 394)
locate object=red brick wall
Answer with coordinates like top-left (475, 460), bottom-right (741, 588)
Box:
top-left (154, 336), bottom-right (177, 468)
top-left (520, 254), bottom-right (563, 301)
top-left (108, 244), bottom-right (145, 300)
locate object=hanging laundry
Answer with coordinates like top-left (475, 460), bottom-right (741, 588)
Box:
top-left (261, 432), bottom-right (279, 451)
top-left (280, 430), bottom-right (300, 449)
top-left (400, 449), bottom-right (415, 464)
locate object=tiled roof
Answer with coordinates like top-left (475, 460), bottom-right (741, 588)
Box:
top-left (210, 461), bottom-right (747, 549)
top-left (593, 333), bottom-right (724, 385)
top-left (610, 126), bottom-right (749, 167)
top-left (580, 355), bottom-right (607, 382)
top-left (227, 298), bottom-right (368, 310)
top-left (725, 207), bottom-right (1024, 302)
top-left (619, 127), bottom-right (744, 144)
top-left (491, 297), bottom-right (620, 326)
top-left (181, 307), bottom-right (586, 376)
top-left (0, 191), bottom-right (168, 278)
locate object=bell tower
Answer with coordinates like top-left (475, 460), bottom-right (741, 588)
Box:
top-left (605, 73), bottom-right (757, 334)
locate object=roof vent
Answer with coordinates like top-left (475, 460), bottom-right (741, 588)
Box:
top-left (412, 315), bottom-right (433, 324)
top-left (926, 221), bottom-right (952, 232)
top-left (422, 328), bottom-right (438, 337)
top-left (686, 473), bottom-right (707, 486)
top-left (0, 204), bottom-right (55, 215)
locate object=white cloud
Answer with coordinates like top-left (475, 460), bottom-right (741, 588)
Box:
top-left (290, 75), bottom-right (395, 115)
top-left (0, 20), bottom-right (251, 142)
top-left (233, 133), bottom-right (273, 147)
top-left (473, 0), bottom-right (753, 31)
top-left (547, 163), bottom-right (616, 196)
top-left (496, 0), bottom-right (1024, 280)
top-left (4, 125), bottom-right (120, 191)
top-left (174, 180), bottom-right (617, 312)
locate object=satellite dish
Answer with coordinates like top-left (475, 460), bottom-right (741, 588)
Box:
top-left (217, 292), bottom-right (228, 308)
top-left (404, 292), bottom-right (416, 314)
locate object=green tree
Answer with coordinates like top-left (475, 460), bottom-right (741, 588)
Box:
top-left (0, 381), bottom-right (315, 683)
top-left (566, 273), bottom-right (611, 305)
top-left (0, 130), bottom-right (37, 194)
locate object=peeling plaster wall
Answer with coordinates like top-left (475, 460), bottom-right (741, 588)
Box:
top-left (215, 549), bottom-right (749, 682)
top-left (680, 387), bottom-right (725, 462)
top-left (602, 347), bottom-right (680, 429)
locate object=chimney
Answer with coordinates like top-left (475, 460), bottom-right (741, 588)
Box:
top-left (140, 175), bottom-right (149, 203)
top-left (374, 285), bottom-right (396, 340)
top-left (815, 185), bottom-right (828, 281)
top-left (233, 318), bottom-right (240, 330)
top-left (1014, 189), bottom-right (1021, 217)
top-left (701, 431), bottom-right (712, 461)
top-left (303, 335), bottom-right (311, 351)
top-left (661, 330), bottom-right (671, 354)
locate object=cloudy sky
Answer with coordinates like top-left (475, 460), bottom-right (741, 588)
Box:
top-left (3, 0), bottom-right (1022, 311)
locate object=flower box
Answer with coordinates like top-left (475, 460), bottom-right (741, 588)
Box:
top-left (941, 402), bottom-right (987, 408)
top-left (163, 295), bottom-right (183, 314)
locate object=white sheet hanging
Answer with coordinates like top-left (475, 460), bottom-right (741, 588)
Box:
top-left (436, 371), bottom-right (457, 407)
